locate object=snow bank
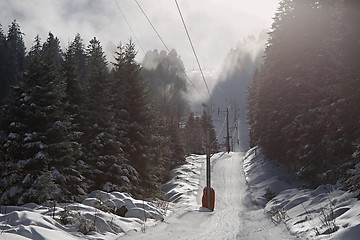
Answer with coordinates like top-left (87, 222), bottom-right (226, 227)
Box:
top-left (243, 147), bottom-right (300, 207)
top-left (162, 154), bottom-right (203, 206)
top-left (244, 146), bottom-right (360, 239)
top-left (0, 154), bottom-right (205, 240)
top-left (0, 190), bottom-right (166, 239)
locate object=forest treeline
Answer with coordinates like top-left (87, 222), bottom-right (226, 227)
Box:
top-left (248, 0), bottom-right (360, 189)
top-left (0, 20), bottom-right (218, 205)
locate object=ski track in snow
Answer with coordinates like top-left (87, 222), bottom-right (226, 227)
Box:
top-left (122, 152), bottom-right (294, 240)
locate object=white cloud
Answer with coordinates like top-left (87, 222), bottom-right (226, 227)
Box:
top-left (0, 0), bottom-right (279, 69)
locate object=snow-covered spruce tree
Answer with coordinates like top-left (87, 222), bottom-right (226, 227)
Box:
top-left (0, 33), bottom-right (85, 205)
top-left (110, 43), bottom-right (129, 150)
top-left (148, 108), bottom-right (187, 184)
top-left (168, 121), bottom-right (186, 168)
top-left (41, 33), bottom-right (85, 202)
top-left (113, 42), bottom-right (176, 195)
top-left (79, 37), bottom-right (134, 193)
top-left (118, 40), bottom-right (157, 196)
top-left (108, 42), bottom-right (142, 192)
top-left (147, 110), bottom-right (175, 183)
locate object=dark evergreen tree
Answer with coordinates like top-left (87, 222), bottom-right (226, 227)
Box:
top-left (141, 49), bottom-right (188, 183)
top-left (80, 37), bottom-right (134, 193)
top-left (0, 23), bottom-right (7, 102)
top-left (120, 40), bottom-right (156, 195)
top-left (62, 34), bottom-right (87, 127)
top-left (0, 20), bottom-right (26, 103)
top-left (110, 42), bottom-right (128, 135)
top-left (336, 0), bottom-right (360, 160)
top-left (150, 111), bottom-right (186, 183)
top-left (182, 110), bottom-right (219, 156)
top-left (248, 0), bottom-right (360, 187)
top-left (6, 20), bottom-right (25, 91)
top-left (142, 49), bottom-right (190, 122)
top-left (63, 34), bottom-right (87, 108)
top-left (183, 112), bottom-right (205, 155)
top-left (201, 109), bottom-right (220, 154)
top-left (147, 112), bottom-right (173, 183)
top-left (168, 122), bottom-right (186, 168)
top-left (0, 33), bottom-right (84, 205)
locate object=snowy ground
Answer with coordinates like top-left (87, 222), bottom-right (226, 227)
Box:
top-left (244, 147), bottom-right (360, 240)
top-left (1, 149), bottom-right (360, 239)
top-left (122, 152), bottom-right (293, 240)
top-left (0, 190), bottom-right (164, 239)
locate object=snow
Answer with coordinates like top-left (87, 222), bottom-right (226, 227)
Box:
top-left (244, 147), bottom-right (360, 240)
top-left (1, 148), bottom-right (360, 239)
top-left (121, 152), bottom-right (293, 240)
top-left (243, 147), bottom-right (301, 207)
top-left (23, 132), bottom-right (36, 142)
top-left (23, 141), bottom-right (47, 150)
top-left (7, 133), bottom-right (17, 139)
top-left (161, 154), bottom-right (203, 204)
top-left (0, 190), bottom-right (164, 239)
top-left (34, 151), bottom-right (46, 159)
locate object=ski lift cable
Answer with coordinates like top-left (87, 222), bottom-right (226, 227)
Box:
top-left (113, 0), bottom-right (146, 56)
top-left (174, 0), bottom-right (212, 104)
top-left (133, 0), bottom-right (206, 100)
top-left (216, 84), bottom-right (231, 105)
top-left (213, 114), bottom-right (227, 146)
top-left (133, 0), bottom-right (231, 106)
top-left (175, 0), bottom-right (233, 112)
top-left (211, 102), bottom-right (232, 146)
top-left (134, 0), bottom-right (170, 55)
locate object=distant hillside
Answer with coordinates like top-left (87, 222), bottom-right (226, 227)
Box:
top-left (210, 31), bottom-right (268, 151)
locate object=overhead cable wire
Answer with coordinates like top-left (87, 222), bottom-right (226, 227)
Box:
top-left (133, 0), bottom-right (205, 99)
top-left (174, 0), bottom-right (237, 153)
top-left (213, 114), bottom-right (227, 146)
top-left (174, 1), bottom-right (231, 107)
top-left (216, 84), bottom-right (231, 104)
top-left (113, 0), bottom-right (146, 56)
top-left (210, 102), bottom-right (235, 155)
top-left (174, 0), bottom-right (212, 103)
top-left (134, 0), bottom-right (171, 54)
top-left (212, 102), bottom-right (232, 145)
top-left (133, 0), bottom-right (231, 107)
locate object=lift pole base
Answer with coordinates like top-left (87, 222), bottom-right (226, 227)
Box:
top-left (202, 187), bottom-right (215, 211)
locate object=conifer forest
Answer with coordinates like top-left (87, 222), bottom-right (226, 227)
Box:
top-left (0, 21), bottom-right (219, 205)
top-left (247, 0), bottom-right (360, 189)
top-left (1, 0), bottom-right (360, 207)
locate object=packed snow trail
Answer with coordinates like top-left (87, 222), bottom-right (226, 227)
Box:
top-left (122, 152), bottom-right (294, 239)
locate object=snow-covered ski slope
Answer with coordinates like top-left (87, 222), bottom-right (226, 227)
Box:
top-left (123, 152), bottom-right (294, 240)
top-left (3, 149), bottom-right (360, 239)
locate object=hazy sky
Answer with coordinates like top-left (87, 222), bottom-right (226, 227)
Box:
top-left (0, 0), bottom-right (279, 70)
